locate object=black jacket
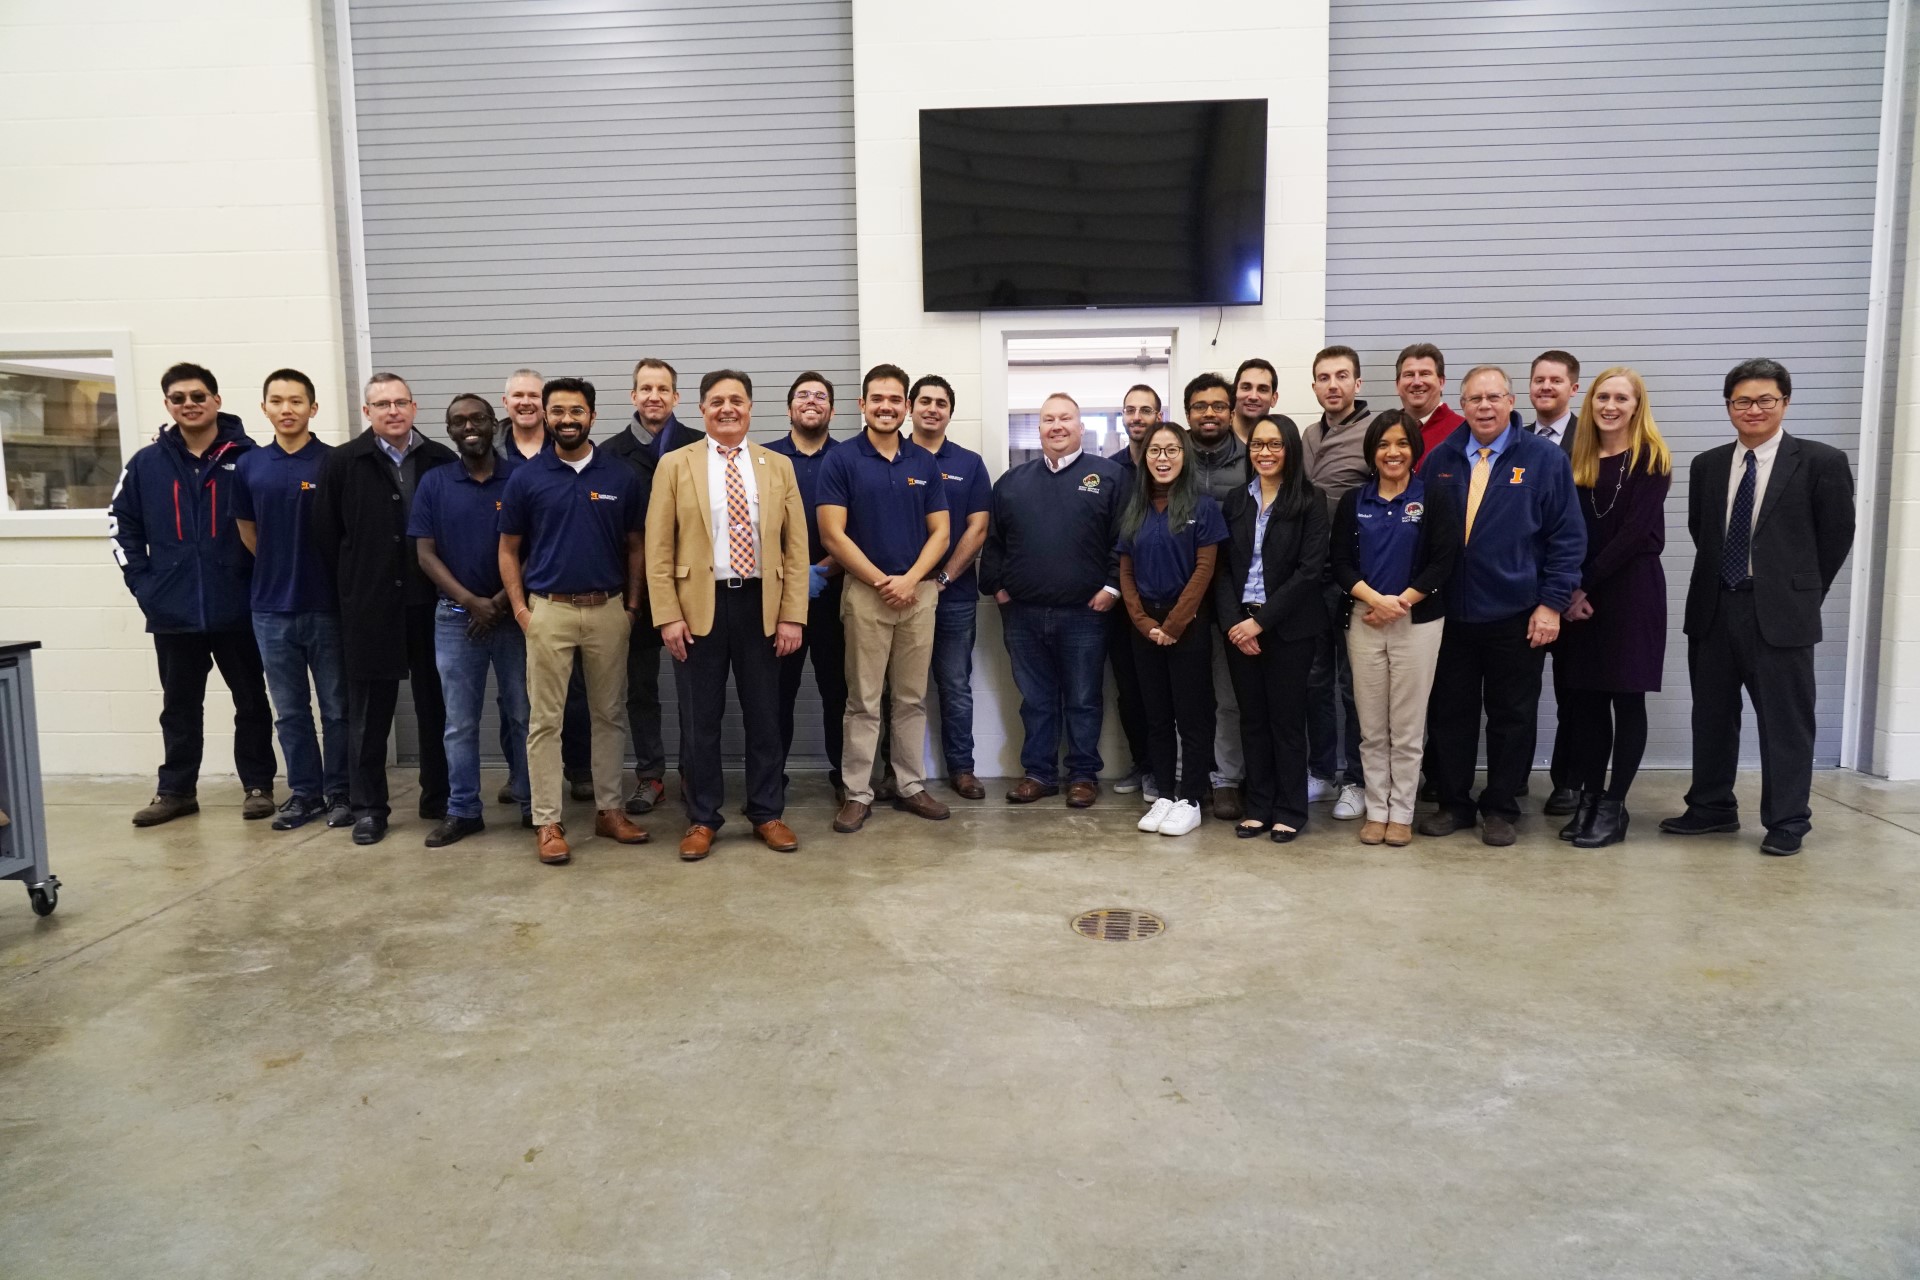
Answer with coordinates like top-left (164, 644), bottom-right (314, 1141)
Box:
top-left (1211, 483), bottom-right (1329, 642)
top-left (1328, 481), bottom-right (1462, 625)
top-left (312, 428), bottom-right (458, 679)
top-left (109, 413), bottom-right (257, 634)
top-left (598, 419), bottom-right (663, 499)
top-left (1683, 433), bottom-right (1854, 648)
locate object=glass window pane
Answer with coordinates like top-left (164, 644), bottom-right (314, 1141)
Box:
top-left (0, 355), bottom-right (123, 511)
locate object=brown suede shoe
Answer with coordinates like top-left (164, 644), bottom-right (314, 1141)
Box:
top-left (1210, 785), bottom-right (1244, 821)
top-left (1384, 822), bottom-right (1413, 847)
top-left (893, 789), bottom-right (951, 821)
top-left (1006, 777), bottom-right (1059, 804)
top-left (754, 819), bottom-right (799, 852)
top-left (595, 809), bottom-right (650, 845)
top-left (949, 771), bottom-right (986, 800)
top-left (1065, 780), bottom-right (1099, 809)
top-left (536, 823), bottom-right (571, 865)
top-left (833, 800), bottom-right (871, 833)
top-left (1360, 820), bottom-right (1387, 845)
top-left (679, 824), bottom-right (716, 861)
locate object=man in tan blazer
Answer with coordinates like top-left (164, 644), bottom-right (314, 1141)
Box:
top-left (646, 368), bottom-right (810, 860)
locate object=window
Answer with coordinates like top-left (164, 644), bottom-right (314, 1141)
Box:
top-left (0, 333), bottom-right (135, 534)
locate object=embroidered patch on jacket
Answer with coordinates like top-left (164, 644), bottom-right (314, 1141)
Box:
top-left (1079, 474), bottom-right (1103, 493)
top-left (1509, 467), bottom-right (1525, 485)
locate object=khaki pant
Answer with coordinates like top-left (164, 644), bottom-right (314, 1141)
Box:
top-left (841, 577), bottom-right (937, 804)
top-left (1345, 604), bottom-right (1444, 825)
top-left (525, 595), bottom-right (631, 825)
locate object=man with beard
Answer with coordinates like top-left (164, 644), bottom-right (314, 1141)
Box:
top-left (1232, 358), bottom-right (1282, 444)
top-left (767, 370), bottom-right (849, 800)
top-left (1104, 382), bottom-right (1161, 795)
top-left (409, 395), bottom-right (529, 846)
top-left (1108, 384), bottom-right (1162, 472)
top-left (499, 378), bottom-right (652, 865)
top-left (1183, 372), bottom-right (1249, 820)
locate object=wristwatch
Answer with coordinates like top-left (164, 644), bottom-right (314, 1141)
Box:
top-left (935, 570), bottom-right (951, 588)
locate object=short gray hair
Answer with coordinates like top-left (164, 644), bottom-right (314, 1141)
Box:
top-left (504, 367), bottom-right (544, 392)
top-left (1459, 365), bottom-right (1511, 394)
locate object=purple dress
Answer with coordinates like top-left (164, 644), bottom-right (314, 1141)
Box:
top-left (1555, 451), bottom-right (1669, 693)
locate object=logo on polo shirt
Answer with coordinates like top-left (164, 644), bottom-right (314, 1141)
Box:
top-left (586, 490), bottom-right (619, 502)
top-left (1079, 473), bottom-right (1102, 493)
top-left (941, 471), bottom-right (964, 483)
top-left (1509, 467), bottom-right (1526, 485)
top-left (906, 476), bottom-right (928, 486)
top-left (1403, 501), bottom-right (1424, 524)
top-left (494, 500), bottom-right (503, 511)
top-left (298, 481), bottom-right (317, 491)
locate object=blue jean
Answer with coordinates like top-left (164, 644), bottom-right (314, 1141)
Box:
top-left (930, 592), bottom-right (978, 774)
top-left (251, 611), bottom-right (347, 800)
top-left (435, 601), bottom-right (530, 821)
top-left (1001, 601), bottom-right (1107, 786)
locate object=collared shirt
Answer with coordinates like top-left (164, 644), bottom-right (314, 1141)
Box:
top-left (1241, 479), bottom-right (1278, 605)
top-left (706, 436), bottom-right (761, 578)
top-left (765, 432), bottom-right (839, 563)
top-left (1531, 413), bottom-right (1573, 447)
top-left (1120, 495), bottom-right (1227, 602)
top-left (407, 456), bottom-right (517, 599)
top-left (498, 447), bottom-right (645, 595)
top-left (1723, 428), bottom-right (1785, 575)
top-left (925, 435), bottom-right (993, 594)
top-left (1041, 446), bottom-right (1084, 474)
top-left (816, 431), bottom-right (945, 577)
top-left (1465, 422), bottom-right (1518, 473)
top-left (498, 428), bottom-right (548, 463)
top-left (1355, 475), bottom-right (1427, 596)
top-left (375, 430), bottom-right (420, 467)
top-left (231, 437), bottom-right (334, 613)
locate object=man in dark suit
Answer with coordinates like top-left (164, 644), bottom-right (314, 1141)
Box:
top-left (1526, 349), bottom-right (1583, 817)
top-left (312, 372), bottom-right (458, 844)
top-left (599, 360), bottom-right (671, 815)
top-left (1661, 358), bottom-right (1855, 857)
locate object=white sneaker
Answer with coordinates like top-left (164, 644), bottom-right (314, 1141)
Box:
top-left (1137, 797), bottom-right (1175, 833)
top-left (1306, 774), bottom-right (1333, 804)
top-left (1332, 783), bottom-right (1365, 821)
top-left (1142, 774), bottom-right (1162, 802)
top-left (1159, 799), bottom-right (1204, 836)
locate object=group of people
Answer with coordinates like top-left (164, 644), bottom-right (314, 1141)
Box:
top-left (107, 342), bottom-right (1855, 863)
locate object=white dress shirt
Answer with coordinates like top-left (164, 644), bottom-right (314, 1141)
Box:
top-left (1532, 413), bottom-right (1573, 447)
top-left (706, 436), bottom-right (761, 578)
top-left (1723, 428), bottom-right (1784, 577)
top-left (1041, 446), bottom-right (1084, 474)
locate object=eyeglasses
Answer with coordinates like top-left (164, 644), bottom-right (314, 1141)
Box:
top-left (368, 398), bottom-right (413, 412)
top-left (1728, 395), bottom-right (1786, 411)
top-left (792, 390), bottom-right (831, 404)
top-left (1247, 441), bottom-right (1286, 454)
top-left (447, 411), bottom-right (494, 428)
top-left (1144, 445), bottom-right (1182, 459)
top-left (166, 391), bottom-right (211, 405)
top-left (1461, 393), bottom-right (1511, 407)
top-left (1188, 399), bottom-right (1231, 414)
top-left (547, 406), bottom-right (591, 421)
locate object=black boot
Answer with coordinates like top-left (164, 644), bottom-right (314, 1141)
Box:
top-left (1559, 790), bottom-right (1600, 842)
top-left (1573, 798), bottom-right (1628, 848)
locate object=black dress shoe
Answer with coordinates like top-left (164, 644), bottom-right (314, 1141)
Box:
top-left (1659, 811), bottom-right (1741, 836)
top-left (1759, 828), bottom-right (1803, 856)
top-left (351, 816), bottom-right (387, 846)
top-left (1416, 809), bottom-right (1467, 838)
top-left (418, 801), bottom-right (447, 821)
top-left (568, 776), bottom-right (596, 802)
top-left (1573, 799), bottom-right (1629, 849)
top-left (1481, 814), bottom-right (1517, 846)
top-left (1559, 791), bottom-right (1600, 842)
top-left (1543, 787), bottom-right (1581, 817)
top-left (425, 815), bottom-right (485, 848)
top-left (325, 796), bottom-right (354, 829)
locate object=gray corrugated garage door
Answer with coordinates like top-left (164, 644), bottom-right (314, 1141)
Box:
top-left (1326, 0), bottom-right (1887, 767)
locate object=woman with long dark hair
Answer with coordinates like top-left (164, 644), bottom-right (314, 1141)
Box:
top-left (1117, 423), bottom-right (1228, 837)
top-left (1211, 416), bottom-right (1326, 842)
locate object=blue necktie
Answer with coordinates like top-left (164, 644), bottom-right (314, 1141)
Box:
top-left (1722, 449), bottom-right (1756, 587)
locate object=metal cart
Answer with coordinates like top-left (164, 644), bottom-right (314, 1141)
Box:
top-left (0, 641), bottom-right (58, 916)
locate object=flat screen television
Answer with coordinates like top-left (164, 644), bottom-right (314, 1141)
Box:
top-left (918, 99), bottom-right (1267, 312)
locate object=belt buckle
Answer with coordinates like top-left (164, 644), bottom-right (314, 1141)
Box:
top-left (723, 576), bottom-right (745, 590)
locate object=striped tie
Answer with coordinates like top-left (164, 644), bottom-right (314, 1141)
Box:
top-left (722, 445), bottom-right (755, 578)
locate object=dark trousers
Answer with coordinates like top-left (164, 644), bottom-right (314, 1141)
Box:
top-left (1226, 631), bottom-right (1316, 828)
top-left (778, 577), bottom-right (847, 787)
top-left (1546, 654), bottom-right (1576, 793)
top-left (1001, 602), bottom-right (1107, 786)
top-left (1306, 582), bottom-right (1363, 785)
top-left (929, 593), bottom-right (978, 775)
top-left (672, 581), bottom-right (785, 830)
top-left (1107, 608), bottom-right (1150, 775)
top-left (1426, 611), bottom-right (1545, 822)
top-left (626, 629), bottom-right (666, 782)
top-left (152, 629), bottom-right (276, 797)
top-left (1559, 688), bottom-right (1648, 801)
top-left (1129, 607), bottom-right (1215, 804)
top-left (1684, 589), bottom-right (1817, 837)
top-left (346, 602), bottom-right (448, 821)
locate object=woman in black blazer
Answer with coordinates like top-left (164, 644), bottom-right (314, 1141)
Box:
top-left (1212, 416), bottom-right (1327, 841)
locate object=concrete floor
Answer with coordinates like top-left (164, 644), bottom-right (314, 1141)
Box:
top-left (0, 770), bottom-right (1916, 1279)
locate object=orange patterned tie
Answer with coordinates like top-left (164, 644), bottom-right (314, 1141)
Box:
top-left (1463, 446), bottom-right (1492, 543)
top-left (722, 445), bottom-right (755, 577)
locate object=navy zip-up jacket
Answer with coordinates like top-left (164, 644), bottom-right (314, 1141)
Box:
top-left (109, 413), bottom-right (258, 634)
top-left (1421, 415), bottom-right (1584, 624)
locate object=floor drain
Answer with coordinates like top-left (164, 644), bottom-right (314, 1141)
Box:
top-left (1071, 908), bottom-right (1166, 941)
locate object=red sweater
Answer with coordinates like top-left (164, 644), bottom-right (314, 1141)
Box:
top-left (1417, 403), bottom-right (1465, 469)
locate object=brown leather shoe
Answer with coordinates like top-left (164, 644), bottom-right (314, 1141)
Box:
top-left (1210, 785), bottom-right (1243, 821)
top-left (1360, 819), bottom-right (1387, 845)
top-left (949, 771), bottom-right (986, 800)
top-left (754, 819), bottom-right (799, 852)
top-left (595, 809), bottom-right (650, 845)
top-left (1006, 777), bottom-right (1059, 804)
top-left (536, 823), bottom-right (571, 865)
top-left (893, 789), bottom-right (951, 821)
top-left (1065, 780), bottom-right (1099, 809)
top-left (832, 800), bottom-right (871, 833)
top-left (679, 824), bottom-right (716, 860)
top-left (1384, 822), bottom-right (1413, 847)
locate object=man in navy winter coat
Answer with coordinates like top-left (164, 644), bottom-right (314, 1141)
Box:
top-left (109, 362), bottom-right (277, 827)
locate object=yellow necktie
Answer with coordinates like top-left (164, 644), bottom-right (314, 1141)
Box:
top-left (1464, 447), bottom-right (1492, 543)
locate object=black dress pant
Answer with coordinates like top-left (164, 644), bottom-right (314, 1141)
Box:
top-left (626, 628), bottom-right (667, 782)
top-left (1546, 654), bottom-right (1576, 793)
top-left (153, 629), bottom-right (276, 797)
top-left (347, 601), bottom-right (447, 820)
top-left (778, 576), bottom-right (847, 788)
top-left (674, 580), bottom-right (784, 830)
top-left (1226, 630), bottom-right (1316, 829)
top-left (1426, 610), bottom-right (1545, 822)
top-left (1683, 588), bottom-right (1817, 837)
top-left (1129, 606), bottom-right (1214, 804)
top-left (1107, 607), bottom-right (1150, 775)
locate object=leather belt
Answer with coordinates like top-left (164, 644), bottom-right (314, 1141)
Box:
top-left (537, 591), bottom-right (619, 606)
top-left (719, 577), bottom-right (761, 590)
top-left (1721, 579), bottom-right (1754, 594)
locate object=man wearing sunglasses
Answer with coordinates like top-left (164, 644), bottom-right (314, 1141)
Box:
top-left (110, 363), bottom-right (278, 827)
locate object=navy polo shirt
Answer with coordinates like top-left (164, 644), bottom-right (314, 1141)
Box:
top-left (764, 432), bottom-right (839, 563)
top-left (816, 431), bottom-right (945, 577)
top-left (231, 437), bottom-right (334, 614)
top-left (497, 447), bottom-right (645, 595)
top-left (1117, 496), bottom-right (1228, 602)
top-left (927, 436), bottom-right (992, 595)
top-left (407, 456), bottom-right (517, 600)
top-left (1355, 476), bottom-right (1427, 596)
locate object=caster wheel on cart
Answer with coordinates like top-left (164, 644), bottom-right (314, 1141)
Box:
top-left (27, 877), bottom-right (59, 917)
